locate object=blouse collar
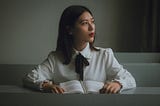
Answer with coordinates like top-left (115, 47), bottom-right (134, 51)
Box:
top-left (73, 43), bottom-right (91, 59)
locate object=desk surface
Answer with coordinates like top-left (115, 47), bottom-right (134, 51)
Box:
top-left (0, 85), bottom-right (160, 106)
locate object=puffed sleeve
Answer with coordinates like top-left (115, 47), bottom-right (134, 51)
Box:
top-left (23, 52), bottom-right (55, 91)
top-left (105, 48), bottom-right (136, 91)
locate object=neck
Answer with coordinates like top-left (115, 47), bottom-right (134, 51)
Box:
top-left (73, 41), bottom-right (88, 51)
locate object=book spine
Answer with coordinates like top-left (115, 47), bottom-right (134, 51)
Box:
top-left (80, 81), bottom-right (87, 94)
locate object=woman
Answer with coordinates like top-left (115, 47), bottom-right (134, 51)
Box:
top-left (23, 5), bottom-right (136, 94)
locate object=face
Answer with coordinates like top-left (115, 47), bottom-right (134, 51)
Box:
top-left (71, 11), bottom-right (95, 44)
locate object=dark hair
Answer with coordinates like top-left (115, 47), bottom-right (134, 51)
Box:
top-left (56, 5), bottom-right (98, 64)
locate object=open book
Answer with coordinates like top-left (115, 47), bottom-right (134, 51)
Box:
top-left (60, 80), bottom-right (104, 94)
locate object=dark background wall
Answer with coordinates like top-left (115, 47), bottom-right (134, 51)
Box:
top-left (0, 0), bottom-right (154, 64)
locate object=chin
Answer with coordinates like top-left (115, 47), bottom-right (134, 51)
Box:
top-left (89, 38), bottom-right (94, 43)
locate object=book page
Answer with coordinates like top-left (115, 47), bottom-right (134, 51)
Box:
top-left (60, 80), bottom-right (84, 94)
top-left (84, 80), bottom-right (104, 94)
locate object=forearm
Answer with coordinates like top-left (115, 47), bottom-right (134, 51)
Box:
top-left (23, 77), bottom-right (42, 91)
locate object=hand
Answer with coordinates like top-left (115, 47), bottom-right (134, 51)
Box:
top-left (42, 82), bottom-right (65, 94)
top-left (100, 81), bottom-right (122, 94)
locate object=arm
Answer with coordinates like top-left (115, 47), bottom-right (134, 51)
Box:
top-left (23, 53), bottom-right (53, 90)
top-left (23, 52), bottom-right (65, 93)
top-left (100, 49), bottom-right (136, 94)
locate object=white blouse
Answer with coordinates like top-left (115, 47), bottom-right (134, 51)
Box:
top-left (23, 43), bottom-right (136, 91)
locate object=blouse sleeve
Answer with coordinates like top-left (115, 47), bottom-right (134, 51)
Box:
top-left (23, 52), bottom-right (55, 91)
top-left (105, 48), bottom-right (136, 91)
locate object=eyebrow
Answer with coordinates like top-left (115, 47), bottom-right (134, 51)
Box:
top-left (79, 17), bottom-right (94, 23)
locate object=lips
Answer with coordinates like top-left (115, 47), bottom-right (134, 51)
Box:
top-left (89, 32), bottom-right (94, 37)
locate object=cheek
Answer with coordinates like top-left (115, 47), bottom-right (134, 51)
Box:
top-left (76, 27), bottom-right (87, 33)
top-left (73, 27), bottom-right (87, 37)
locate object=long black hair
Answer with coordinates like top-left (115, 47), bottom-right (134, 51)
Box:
top-left (56, 5), bottom-right (98, 64)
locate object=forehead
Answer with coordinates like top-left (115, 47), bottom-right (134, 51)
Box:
top-left (78, 11), bottom-right (94, 21)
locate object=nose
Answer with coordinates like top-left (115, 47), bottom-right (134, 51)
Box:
top-left (88, 22), bottom-right (94, 31)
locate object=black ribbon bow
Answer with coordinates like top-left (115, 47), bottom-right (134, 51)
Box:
top-left (75, 53), bottom-right (89, 81)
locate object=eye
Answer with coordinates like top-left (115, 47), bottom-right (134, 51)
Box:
top-left (81, 21), bottom-right (88, 25)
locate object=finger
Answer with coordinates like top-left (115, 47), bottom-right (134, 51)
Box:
top-left (106, 85), bottom-right (112, 93)
top-left (113, 89), bottom-right (118, 94)
top-left (57, 87), bottom-right (65, 94)
top-left (108, 87), bottom-right (113, 94)
top-left (104, 83), bottom-right (110, 88)
top-left (110, 87), bottom-right (116, 94)
top-left (60, 88), bottom-right (65, 93)
top-left (59, 87), bottom-right (65, 92)
top-left (52, 87), bottom-right (59, 94)
top-left (62, 88), bottom-right (65, 92)
top-left (113, 87), bottom-right (120, 94)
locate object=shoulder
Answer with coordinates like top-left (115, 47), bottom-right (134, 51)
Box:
top-left (94, 47), bottom-right (114, 55)
top-left (47, 51), bottom-right (63, 62)
top-left (47, 51), bottom-right (56, 58)
top-left (42, 51), bottom-right (58, 61)
top-left (93, 47), bottom-right (117, 64)
top-left (91, 47), bottom-right (115, 60)
top-left (48, 50), bottom-right (62, 57)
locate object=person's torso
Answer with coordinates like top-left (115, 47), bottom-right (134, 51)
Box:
top-left (50, 48), bottom-right (110, 84)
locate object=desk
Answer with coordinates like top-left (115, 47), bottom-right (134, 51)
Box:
top-left (0, 85), bottom-right (160, 106)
